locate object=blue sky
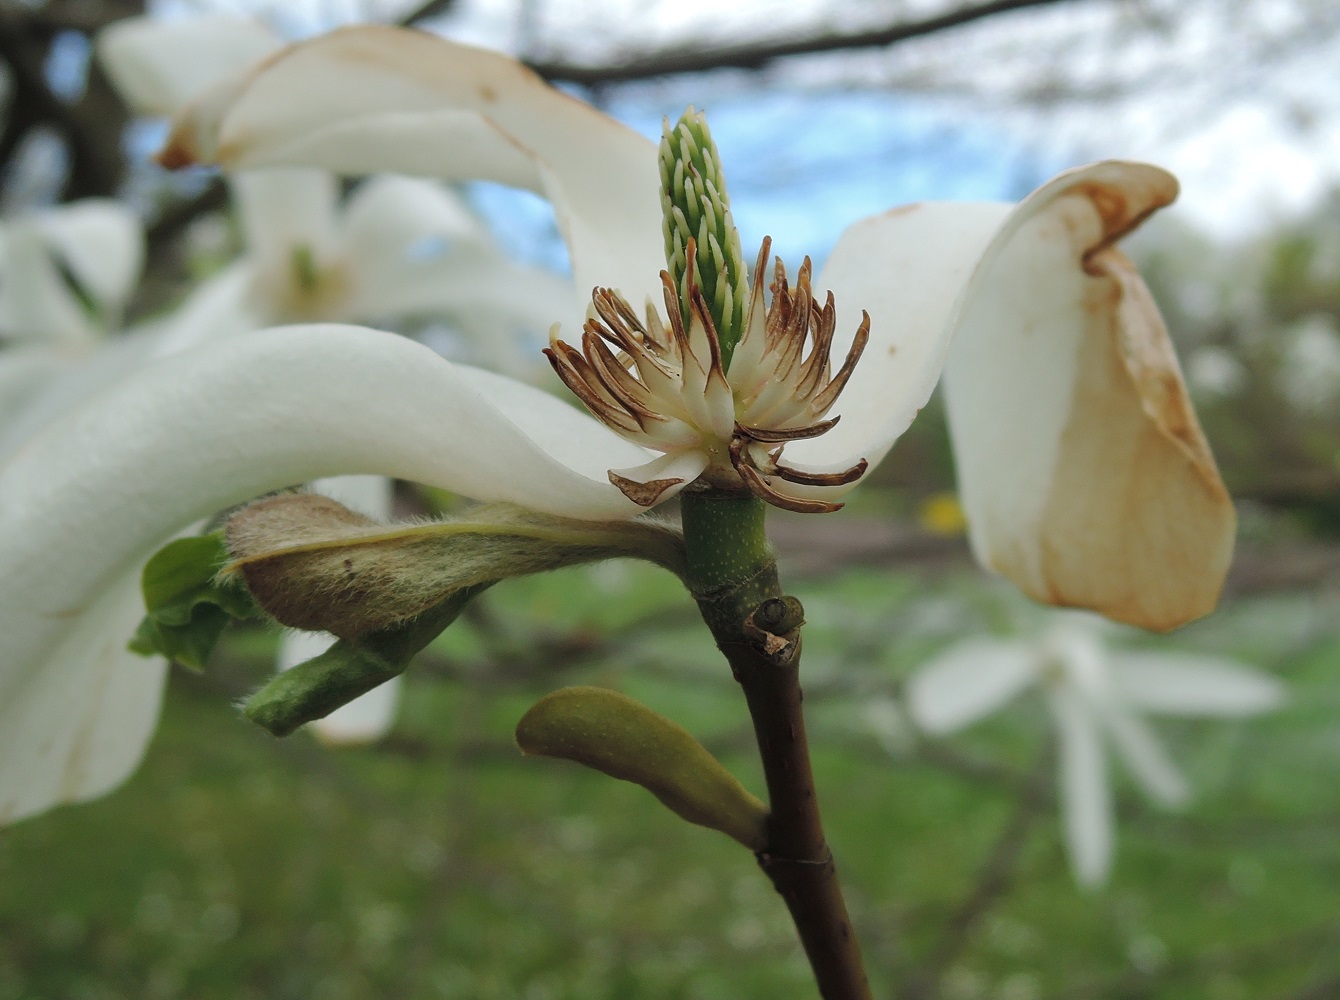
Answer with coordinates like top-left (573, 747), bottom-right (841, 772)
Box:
top-left (471, 85), bottom-right (1057, 276)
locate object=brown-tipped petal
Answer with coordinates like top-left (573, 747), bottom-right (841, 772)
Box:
top-left (591, 316), bottom-right (643, 360)
top-left (609, 471), bottom-right (686, 507)
top-left (812, 309), bottom-right (871, 414)
top-left (688, 286), bottom-right (726, 381)
top-left (607, 450), bottom-right (708, 507)
top-left (773, 457), bottom-right (869, 487)
top-left (771, 255), bottom-right (790, 302)
top-left (941, 163), bottom-right (1232, 631)
top-left (737, 416), bottom-right (840, 443)
top-left (765, 256), bottom-right (793, 350)
top-left (736, 462), bottom-right (844, 514)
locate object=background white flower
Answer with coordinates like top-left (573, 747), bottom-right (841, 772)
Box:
top-left (906, 611), bottom-right (1287, 886)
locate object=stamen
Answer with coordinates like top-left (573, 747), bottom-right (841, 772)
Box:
top-left (582, 327), bottom-right (661, 422)
top-left (795, 292), bottom-right (837, 400)
top-left (773, 458), bottom-right (869, 487)
top-left (735, 462), bottom-right (845, 514)
top-left (543, 346), bottom-right (641, 434)
top-left (549, 196), bottom-right (871, 516)
top-left (736, 417), bottom-right (840, 443)
top-left (812, 310), bottom-right (871, 414)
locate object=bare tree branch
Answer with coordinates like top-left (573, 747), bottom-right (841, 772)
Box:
top-left (897, 749), bottom-right (1051, 1000)
top-left (398, 0), bottom-right (458, 25)
top-left (0, 2), bottom-right (131, 199)
top-left (526, 0), bottom-right (1088, 85)
top-left (24, 0), bottom-right (142, 38)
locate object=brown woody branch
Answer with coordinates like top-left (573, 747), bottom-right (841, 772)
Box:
top-left (527, 0), bottom-right (1085, 85)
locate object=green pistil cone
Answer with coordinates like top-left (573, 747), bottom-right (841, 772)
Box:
top-left (659, 107), bottom-right (748, 368)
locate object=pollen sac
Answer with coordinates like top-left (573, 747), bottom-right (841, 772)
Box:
top-left (544, 236), bottom-right (871, 515)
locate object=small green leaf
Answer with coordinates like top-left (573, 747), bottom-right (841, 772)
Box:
top-left (129, 533), bottom-right (259, 670)
top-left (516, 686), bottom-right (769, 851)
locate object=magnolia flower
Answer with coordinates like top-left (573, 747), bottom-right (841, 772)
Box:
top-left (0, 28), bottom-right (1233, 824)
top-left (906, 612), bottom-right (1285, 886)
top-left (158, 26), bottom-right (1235, 624)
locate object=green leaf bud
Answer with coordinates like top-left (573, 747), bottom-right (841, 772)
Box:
top-left (243, 586), bottom-right (485, 737)
top-left (516, 686), bottom-right (769, 850)
top-left (224, 493), bottom-right (686, 639)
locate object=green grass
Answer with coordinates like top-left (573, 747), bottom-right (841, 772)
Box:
top-left (2, 561), bottom-right (1337, 1000)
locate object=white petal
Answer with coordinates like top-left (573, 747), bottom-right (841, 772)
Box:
top-left (608, 450), bottom-right (708, 505)
top-left (141, 264), bottom-right (261, 355)
top-left (336, 179), bottom-right (574, 364)
top-left (904, 638), bottom-right (1038, 734)
top-left (0, 323), bottom-right (652, 816)
top-left (1107, 653), bottom-right (1287, 716)
top-left (1048, 685), bottom-right (1114, 887)
top-left (0, 570), bottom-right (166, 826)
top-left (0, 346), bottom-right (69, 429)
top-left (230, 169), bottom-right (341, 277)
top-left (0, 330), bottom-right (160, 462)
top-left (276, 630), bottom-right (400, 745)
top-left (97, 14), bottom-right (282, 116)
top-left (340, 174), bottom-right (490, 255)
top-left (163, 26), bottom-right (665, 330)
top-left (1101, 706), bottom-right (1189, 807)
top-left (335, 178), bottom-right (571, 366)
top-left (941, 163), bottom-right (1234, 631)
top-left (305, 474), bottom-right (395, 517)
top-left (29, 199), bottom-right (144, 315)
top-left (786, 201), bottom-right (1008, 478)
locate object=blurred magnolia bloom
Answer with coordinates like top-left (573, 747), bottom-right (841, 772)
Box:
top-left (906, 612), bottom-right (1286, 886)
top-left (0, 28), bottom-right (1234, 824)
top-left (0, 199), bottom-right (143, 349)
top-left (99, 14), bottom-right (572, 376)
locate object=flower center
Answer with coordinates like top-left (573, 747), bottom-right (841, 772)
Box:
top-left (254, 243), bottom-right (353, 322)
top-left (544, 237), bottom-right (870, 514)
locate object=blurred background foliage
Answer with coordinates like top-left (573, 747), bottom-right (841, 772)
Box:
top-left (4, 0), bottom-right (1340, 998)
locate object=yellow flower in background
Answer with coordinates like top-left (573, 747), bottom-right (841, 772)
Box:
top-left (918, 491), bottom-right (967, 537)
